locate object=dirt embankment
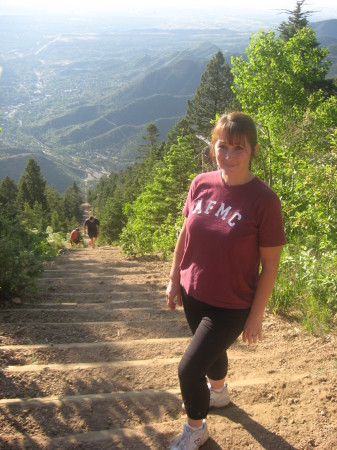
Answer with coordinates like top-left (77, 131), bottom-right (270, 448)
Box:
top-left (0, 244), bottom-right (336, 449)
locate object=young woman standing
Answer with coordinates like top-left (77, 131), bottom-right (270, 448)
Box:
top-left (166, 112), bottom-right (286, 449)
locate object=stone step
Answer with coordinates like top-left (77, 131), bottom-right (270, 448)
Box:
top-left (1, 307), bottom-right (183, 324)
top-left (1, 357), bottom-right (181, 399)
top-left (0, 319), bottom-right (190, 345)
top-left (2, 299), bottom-right (166, 309)
top-left (0, 398), bottom-right (182, 450)
top-left (1, 337), bottom-right (190, 366)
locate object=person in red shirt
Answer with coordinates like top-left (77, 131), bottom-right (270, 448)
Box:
top-left (70, 228), bottom-right (82, 248)
top-left (166, 111), bottom-right (286, 450)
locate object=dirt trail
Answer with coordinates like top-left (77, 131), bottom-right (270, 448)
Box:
top-left (0, 240), bottom-right (336, 449)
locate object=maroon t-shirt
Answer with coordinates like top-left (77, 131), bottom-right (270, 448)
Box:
top-left (180, 170), bottom-right (286, 309)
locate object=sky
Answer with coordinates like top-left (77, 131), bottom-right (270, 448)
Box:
top-left (0, 0), bottom-right (336, 20)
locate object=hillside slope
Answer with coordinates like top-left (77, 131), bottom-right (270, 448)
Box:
top-left (0, 149), bottom-right (87, 193)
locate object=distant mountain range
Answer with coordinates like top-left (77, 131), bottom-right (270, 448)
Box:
top-left (0, 15), bottom-right (336, 193)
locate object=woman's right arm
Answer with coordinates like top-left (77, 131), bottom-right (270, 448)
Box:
top-left (166, 219), bottom-right (187, 310)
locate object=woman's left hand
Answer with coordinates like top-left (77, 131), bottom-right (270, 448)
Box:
top-left (242, 316), bottom-right (263, 345)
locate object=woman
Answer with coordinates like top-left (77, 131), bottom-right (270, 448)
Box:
top-left (166, 112), bottom-right (286, 449)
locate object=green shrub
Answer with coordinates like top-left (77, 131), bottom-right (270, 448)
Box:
top-left (271, 242), bottom-right (337, 334)
top-left (0, 215), bottom-right (62, 304)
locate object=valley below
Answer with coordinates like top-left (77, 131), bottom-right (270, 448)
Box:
top-left (1, 13), bottom-right (336, 193)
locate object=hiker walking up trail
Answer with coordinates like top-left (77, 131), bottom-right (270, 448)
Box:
top-left (166, 112), bottom-right (286, 449)
top-left (70, 227), bottom-right (82, 247)
top-left (83, 215), bottom-right (100, 248)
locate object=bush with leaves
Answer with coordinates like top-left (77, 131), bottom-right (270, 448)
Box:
top-left (231, 21), bottom-right (337, 331)
top-left (272, 242), bottom-right (337, 335)
top-left (0, 214), bottom-right (44, 303)
top-left (120, 137), bottom-right (198, 256)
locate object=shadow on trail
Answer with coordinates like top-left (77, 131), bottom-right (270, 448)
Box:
top-left (211, 402), bottom-right (296, 449)
top-left (0, 388), bottom-right (182, 449)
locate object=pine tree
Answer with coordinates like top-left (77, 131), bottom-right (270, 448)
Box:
top-left (141, 123), bottom-right (160, 149)
top-left (185, 50), bottom-right (236, 139)
top-left (277, 1), bottom-right (336, 96)
top-left (63, 183), bottom-right (83, 222)
top-left (16, 158), bottom-right (48, 210)
top-left (167, 117), bottom-right (193, 148)
top-left (46, 185), bottom-right (67, 232)
top-left (0, 176), bottom-right (18, 208)
top-left (136, 123), bottom-right (164, 187)
top-left (278, 1), bottom-right (315, 41)
top-left (16, 177), bottom-right (31, 210)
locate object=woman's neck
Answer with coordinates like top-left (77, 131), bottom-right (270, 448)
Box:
top-left (221, 170), bottom-right (255, 186)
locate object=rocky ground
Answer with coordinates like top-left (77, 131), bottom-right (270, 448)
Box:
top-left (0, 241), bottom-right (336, 449)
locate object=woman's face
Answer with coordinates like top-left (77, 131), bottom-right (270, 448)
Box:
top-left (214, 134), bottom-right (256, 184)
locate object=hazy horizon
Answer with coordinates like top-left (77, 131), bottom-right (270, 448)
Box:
top-left (0, 0), bottom-right (336, 24)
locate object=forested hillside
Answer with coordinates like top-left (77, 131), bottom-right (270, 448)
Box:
top-left (1, 10), bottom-right (336, 192)
top-left (0, 145), bottom-right (86, 194)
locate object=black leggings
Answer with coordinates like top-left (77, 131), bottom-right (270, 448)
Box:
top-left (179, 287), bottom-right (250, 420)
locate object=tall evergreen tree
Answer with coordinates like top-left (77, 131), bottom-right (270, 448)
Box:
top-left (46, 185), bottom-right (63, 213)
top-left (16, 158), bottom-right (48, 210)
top-left (0, 176), bottom-right (18, 208)
top-left (63, 182), bottom-right (83, 222)
top-left (141, 123), bottom-right (160, 149)
top-left (136, 123), bottom-right (164, 187)
top-left (167, 117), bottom-right (194, 148)
top-left (277, 1), bottom-right (335, 96)
top-left (185, 50), bottom-right (236, 139)
top-left (46, 185), bottom-right (66, 232)
top-left (16, 177), bottom-right (31, 210)
top-left (278, 0), bottom-right (315, 41)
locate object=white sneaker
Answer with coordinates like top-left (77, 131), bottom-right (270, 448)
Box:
top-left (182, 383), bottom-right (230, 411)
top-left (208, 382), bottom-right (230, 408)
top-left (170, 420), bottom-right (209, 450)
